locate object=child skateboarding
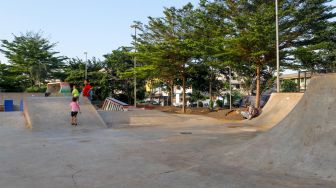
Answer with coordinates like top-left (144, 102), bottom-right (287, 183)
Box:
top-left (70, 97), bottom-right (80, 126)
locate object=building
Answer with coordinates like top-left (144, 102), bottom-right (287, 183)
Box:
top-left (280, 71), bottom-right (312, 92)
top-left (144, 75), bottom-right (244, 106)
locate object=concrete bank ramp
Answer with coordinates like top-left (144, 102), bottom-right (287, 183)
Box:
top-left (224, 74), bottom-right (336, 182)
top-left (0, 112), bottom-right (25, 128)
top-left (24, 97), bottom-right (106, 131)
top-left (245, 92), bottom-right (303, 128)
top-left (98, 110), bottom-right (188, 128)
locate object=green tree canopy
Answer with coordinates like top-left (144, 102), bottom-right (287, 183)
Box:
top-left (0, 32), bottom-right (66, 89)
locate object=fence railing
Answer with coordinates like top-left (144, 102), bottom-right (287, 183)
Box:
top-left (101, 97), bottom-right (129, 111)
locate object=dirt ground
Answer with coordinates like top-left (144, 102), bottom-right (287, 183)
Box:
top-left (137, 105), bottom-right (245, 121)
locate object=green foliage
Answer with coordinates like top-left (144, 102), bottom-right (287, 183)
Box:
top-left (282, 0), bottom-right (336, 72)
top-left (1, 0), bottom-right (334, 106)
top-left (0, 32), bottom-right (66, 89)
top-left (103, 47), bottom-right (146, 104)
top-left (0, 63), bottom-right (29, 91)
top-left (232, 91), bottom-right (242, 102)
top-left (216, 99), bottom-right (223, 108)
top-left (209, 100), bottom-right (214, 109)
top-left (63, 57), bottom-right (110, 100)
top-left (25, 86), bottom-right (47, 93)
top-left (189, 90), bottom-right (205, 102)
top-left (281, 80), bottom-right (297, 92)
top-left (136, 4), bottom-right (197, 110)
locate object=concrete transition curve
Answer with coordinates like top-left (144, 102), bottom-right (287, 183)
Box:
top-left (98, 109), bottom-right (188, 128)
top-left (224, 73), bottom-right (336, 182)
top-left (245, 92), bottom-right (304, 128)
top-left (24, 96), bottom-right (106, 131)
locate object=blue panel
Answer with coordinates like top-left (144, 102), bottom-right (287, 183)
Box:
top-left (4, 100), bottom-right (14, 112)
top-left (20, 99), bottom-right (24, 112)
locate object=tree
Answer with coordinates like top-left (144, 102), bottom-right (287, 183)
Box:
top-left (0, 32), bottom-right (66, 89)
top-left (64, 57), bottom-right (108, 100)
top-left (205, 0), bottom-right (335, 108)
top-left (217, 1), bottom-right (276, 108)
top-left (103, 47), bottom-right (146, 104)
top-left (0, 63), bottom-right (30, 91)
top-left (134, 0), bottom-right (335, 109)
top-left (136, 4), bottom-right (197, 113)
top-left (281, 0), bottom-right (336, 72)
top-left (281, 79), bottom-right (297, 92)
top-left (192, 0), bottom-right (230, 106)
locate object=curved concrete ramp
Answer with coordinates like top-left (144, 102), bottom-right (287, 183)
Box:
top-left (24, 97), bottom-right (106, 131)
top-left (224, 74), bottom-right (336, 182)
top-left (245, 93), bottom-right (303, 128)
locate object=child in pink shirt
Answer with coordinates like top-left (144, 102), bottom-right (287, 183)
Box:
top-left (70, 97), bottom-right (80, 126)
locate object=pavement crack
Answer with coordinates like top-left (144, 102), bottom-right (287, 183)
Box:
top-left (159, 170), bottom-right (176, 175)
top-left (71, 170), bottom-right (82, 188)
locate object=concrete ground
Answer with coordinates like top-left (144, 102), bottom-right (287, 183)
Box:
top-left (1, 74), bottom-right (336, 188)
top-left (0, 112), bottom-right (335, 188)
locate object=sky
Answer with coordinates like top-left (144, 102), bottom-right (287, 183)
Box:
top-left (0, 0), bottom-right (335, 64)
top-left (0, 0), bottom-right (199, 63)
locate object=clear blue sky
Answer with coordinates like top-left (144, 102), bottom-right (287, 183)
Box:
top-left (0, 0), bottom-right (335, 64)
top-left (0, 0), bottom-right (199, 63)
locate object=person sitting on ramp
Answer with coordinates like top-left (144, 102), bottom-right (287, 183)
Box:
top-left (241, 104), bottom-right (259, 120)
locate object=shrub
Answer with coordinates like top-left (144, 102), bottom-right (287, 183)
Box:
top-left (25, 86), bottom-right (46, 93)
top-left (197, 101), bottom-right (203, 107)
top-left (281, 80), bottom-right (297, 92)
top-left (209, 100), bottom-right (214, 109)
top-left (216, 99), bottom-right (223, 108)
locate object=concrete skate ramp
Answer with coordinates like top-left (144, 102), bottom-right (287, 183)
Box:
top-left (224, 74), bottom-right (336, 182)
top-left (245, 92), bottom-right (303, 128)
top-left (0, 112), bottom-right (25, 128)
top-left (0, 93), bottom-right (44, 105)
top-left (98, 110), bottom-right (188, 128)
top-left (24, 97), bottom-right (106, 131)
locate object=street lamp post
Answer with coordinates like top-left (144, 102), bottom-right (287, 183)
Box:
top-left (84, 52), bottom-right (88, 80)
top-left (229, 67), bottom-right (232, 110)
top-left (275, 0), bottom-right (280, 92)
top-left (131, 25), bottom-right (138, 108)
top-left (225, 67), bottom-right (232, 110)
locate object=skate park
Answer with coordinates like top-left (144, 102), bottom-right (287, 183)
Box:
top-left (1, 0), bottom-right (336, 187)
top-left (0, 73), bottom-right (335, 188)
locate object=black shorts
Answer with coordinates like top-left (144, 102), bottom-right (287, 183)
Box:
top-left (71, 111), bottom-right (78, 117)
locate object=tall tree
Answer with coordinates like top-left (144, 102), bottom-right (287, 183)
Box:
top-left (284, 0), bottom-right (336, 72)
top-left (0, 32), bottom-right (66, 88)
top-left (0, 63), bottom-right (30, 91)
top-left (64, 57), bottom-right (108, 100)
top-left (217, 1), bottom-right (276, 108)
top-left (136, 4), bottom-right (197, 113)
top-left (104, 47), bottom-right (146, 104)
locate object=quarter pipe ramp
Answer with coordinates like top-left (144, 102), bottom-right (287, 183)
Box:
top-left (224, 74), bottom-right (336, 181)
top-left (245, 92), bottom-right (303, 128)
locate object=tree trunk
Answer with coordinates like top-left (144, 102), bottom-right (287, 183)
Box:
top-left (170, 82), bottom-right (174, 106)
top-left (255, 65), bottom-right (261, 108)
top-left (182, 75), bottom-right (186, 113)
top-left (209, 79), bottom-right (212, 108)
top-left (297, 70), bottom-right (301, 92)
top-left (149, 81), bottom-right (153, 102)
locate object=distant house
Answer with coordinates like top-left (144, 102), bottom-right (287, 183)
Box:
top-left (144, 73), bottom-right (245, 106)
top-left (280, 72), bottom-right (312, 92)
